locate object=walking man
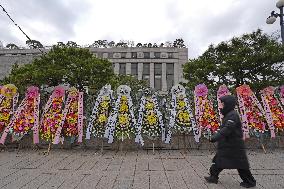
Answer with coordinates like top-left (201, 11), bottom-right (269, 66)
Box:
top-left (205, 95), bottom-right (256, 188)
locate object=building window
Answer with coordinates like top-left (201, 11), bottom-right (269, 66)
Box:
top-left (121, 52), bottom-right (127, 59)
top-left (154, 63), bottom-right (162, 90)
top-left (102, 53), bottom-right (108, 59)
top-left (131, 63), bottom-right (138, 78)
top-left (166, 63), bottom-right (174, 90)
top-left (168, 52), bottom-right (173, 59)
top-left (96, 52), bottom-right (103, 58)
top-left (119, 63), bottom-right (126, 75)
top-left (142, 63), bottom-right (150, 87)
top-left (108, 52), bottom-right (114, 58)
top-left (143, 52), bottom-right (150, 59)
top-left (131, 52), bottom-right (137, 58)
top-left (154, 52), bottom-right (161, 59)
top-left (113, 53), bottom-right (121, 58)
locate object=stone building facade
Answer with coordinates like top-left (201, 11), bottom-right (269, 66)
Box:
top-left (0, 47), bottom-right (188, 92)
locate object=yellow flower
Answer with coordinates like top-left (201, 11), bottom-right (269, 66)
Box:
top-left (101, 101), bottom-right (109, 109)
top-left (121, 95), bottom-right (128, 101)
top-left (177, 111), bottom-right (190, 122)
top-left (98, 114), bottom-right (107, 123)
top-left (0, 112), bottom-right (10, 121)
top-left (119, 103), bottom-right (128, 112)
top-left (177, 100), bottom-right (186, 109)
top-left (145, 102), bottom-right (154, 110)
top-left (1, 84), bottom-right (17, 98)
top-left (118, 114), bottom-right (129, 125)
top-left (69, 87), bottom-right (78, 94)
top-left (29, 117), bottom-right (35, 124)
top-left (146, 112), bottom-right (157, 126)
top-left (2, 99), bottom-right (12, 108)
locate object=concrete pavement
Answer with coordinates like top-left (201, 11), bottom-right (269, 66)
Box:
top-left (0, 148), bottom-right (283, 189)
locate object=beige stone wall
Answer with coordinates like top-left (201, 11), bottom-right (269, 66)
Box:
top-left (0, 47), bottom-right (188, 92)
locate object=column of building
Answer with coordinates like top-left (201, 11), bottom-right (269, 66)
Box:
top-left (150, 63), bottom-right (154, 88)
top-left (162, 63), bottom-right (167, 91)
top-left (138, 63), bottom-right (143, 80)
top-left (126, 63), bottom-right (131, 75)
top-left (114, 63), bottom-right (119, 74)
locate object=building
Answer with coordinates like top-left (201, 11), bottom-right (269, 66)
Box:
top-left (0, 46), bottom-right (188, 92)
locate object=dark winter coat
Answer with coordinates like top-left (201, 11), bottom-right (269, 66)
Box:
top-left (210, 95), bottom-right (250, 169)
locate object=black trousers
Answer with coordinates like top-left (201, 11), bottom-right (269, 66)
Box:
top-left (210, 163), bottom-right (256, 185)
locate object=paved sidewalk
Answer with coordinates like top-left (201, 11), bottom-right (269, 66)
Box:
top-left (0, 148), bottom-right (283, 189)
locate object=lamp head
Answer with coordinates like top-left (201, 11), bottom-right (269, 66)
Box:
top-left (276, 0), bottom-right (284, 8)
top-left (266, 16), bottom-right (277, 24)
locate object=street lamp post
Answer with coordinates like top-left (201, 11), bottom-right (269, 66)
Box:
top-left (266, 0), bottom-right (284, 44)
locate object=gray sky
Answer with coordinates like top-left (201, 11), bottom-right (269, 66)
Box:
top-left (0, 0), bottom-right (281, 58)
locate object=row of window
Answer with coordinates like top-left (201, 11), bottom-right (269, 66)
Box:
top-left (94, 52), bottom-right (174, 59)
top-left (0, 53), bottom-right (36, 56)
top-left (115, 63), bottom-right (174, 91)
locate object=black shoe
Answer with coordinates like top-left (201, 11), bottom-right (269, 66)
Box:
top-left (240, 182), bottom-right (256, 188)
top-left (204, 176), bottom-right (218, 184)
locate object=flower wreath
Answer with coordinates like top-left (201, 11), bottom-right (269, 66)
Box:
top-left (0, 86), bottom-right (40, 144)
top-left (194, 84), bottom-right (219, 140)
top-left (136, 89), bottom-right (165, 145)
top-left (53, 87), bottom-right (84, 144)
top-left (86, 84), bottom-right (113, 139)
top-left (40, 86), bottom-right (65, 142)
top-left (0, 84), bottom-right (18, 133)
top-left (104, 85), bottom-right (138, 143)
top-left (236, 84), bottom-right (267, 139)
top-left (260, 86), bottom-right (284, 136)
top-left (279, 85), bottom-right (284, 107)
top-left (217, 85), bottom-right (231, 122)
top-left (165, 84), bottom-right (198, 143)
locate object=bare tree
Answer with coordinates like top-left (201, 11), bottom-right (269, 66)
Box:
top-left (6, 43), bottom-right (19, 49)
top-left (66, 41), bottom-right (79, 48)
top-left (108, 41), bottom-right (115, 47)
top-left (173, 38), bottom-right (186, 48)
top-left (136, 43), bottom-right (142, 47)
top-left (26, 40), bottom-right (44, 49)
top-left (164, 41), bottom-right (173, 47)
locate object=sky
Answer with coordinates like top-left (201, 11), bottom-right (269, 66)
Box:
top-left (0, 0), bottom-right (281, 58)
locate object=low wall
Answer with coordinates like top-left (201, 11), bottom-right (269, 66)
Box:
top-left (1, 134), bottom-right (284, 151)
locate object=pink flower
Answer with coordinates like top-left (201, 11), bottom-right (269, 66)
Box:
top-left (270, 99), bottom-right (277, 106)
top-left (280, 86), bottom-right (284, 97)
top-left (236, 84), bottom-right (252, 96)
top-left (217, 85), bottom-right (230, 97)
top-left (26, 86), bottom-right (39, 98)
top-left (261, 86), bottom-right (275, 96)
top-left (52, 86), bottom-right (65, 98)
top-left (195, 84), bottom-right (208, 97)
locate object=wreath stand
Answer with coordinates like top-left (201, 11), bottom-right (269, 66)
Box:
top-left (260, 142), bottom-right (267, 154)
top-left (43, 141), bottom-right (52, 155)
top-left (118, 134), bottom-right (124, 152)
top-left (182, 133), bottom-right (187, 154)
top-left (258, 134), bottom-right (267, 154)
top-left (100, 138), bottom-right (104, 153)
top-left (47, 142), bottom-right (52, 154)
top-left (148, 136), bottom-right (159, 155)
top-left (152, 142), bottom-right (155, 155)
